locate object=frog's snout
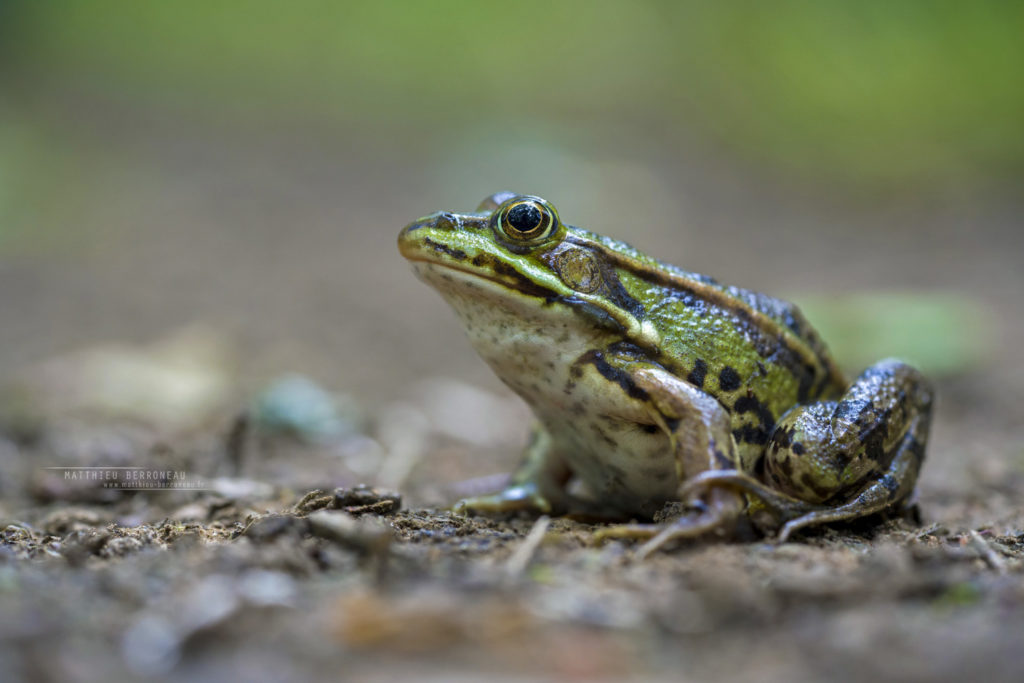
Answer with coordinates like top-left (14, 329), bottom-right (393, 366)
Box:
top-left (399, 212), bottom-right (460, 258)
top-left (402, 211), bottom-right (457, 235)
top-left (399, 211), bottom-right (492, 254)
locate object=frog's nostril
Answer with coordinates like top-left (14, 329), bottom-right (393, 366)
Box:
top-left (435, 212), bottom-right (458, 230)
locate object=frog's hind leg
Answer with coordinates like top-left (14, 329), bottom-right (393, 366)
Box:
top-left (777, 409), bottom-right (929, 541)
top-left (763, 359), bottom-right (933, 541)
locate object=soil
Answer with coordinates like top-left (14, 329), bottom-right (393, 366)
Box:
top-left (1, 98), bottom-right (1023, 682)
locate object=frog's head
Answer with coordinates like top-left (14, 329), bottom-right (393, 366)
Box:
top-left (398, 192), bottom-right (661, 348)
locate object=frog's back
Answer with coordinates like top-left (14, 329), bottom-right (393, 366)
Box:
top-left (720, 283), bottom-right (837, 379)
top-left (574, 227), bottom-right (846, 474)
top-left (581, 228), bottom-right (842, 389)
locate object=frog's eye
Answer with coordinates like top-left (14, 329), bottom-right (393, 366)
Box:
top-left (496, 197), bottom-right (560, 243)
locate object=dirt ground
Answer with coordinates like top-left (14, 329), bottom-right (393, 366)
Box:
top-left (2, 97), bottom-right (1023, 682)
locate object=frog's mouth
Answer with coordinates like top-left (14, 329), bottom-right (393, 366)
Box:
top-left (405, 257), bottom-right (560, 304)
top-left (406, 244), bottom-right (659, 346)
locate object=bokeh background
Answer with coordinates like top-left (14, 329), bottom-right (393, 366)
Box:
top-left (2, 0), bottom-right (1021, 400)
top-left (3, 3), bottom-right (1024, 682)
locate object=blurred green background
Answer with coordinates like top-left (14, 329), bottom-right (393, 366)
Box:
top-left (5, 1), bottom-right (1024, 186)
top-left (0, 0), bottom-right (1021, 396)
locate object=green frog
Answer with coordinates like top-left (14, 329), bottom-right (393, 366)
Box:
top-left (398, 192), bottom-right (933, 554)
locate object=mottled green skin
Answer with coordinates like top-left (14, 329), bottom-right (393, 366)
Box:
top-left (398, 193), bottom-right (933, 543)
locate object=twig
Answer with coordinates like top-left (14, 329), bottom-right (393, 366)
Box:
top-left (505, 516), bottom-right (550, 579)
top-left (968, 529), bottom-right (1007, 575)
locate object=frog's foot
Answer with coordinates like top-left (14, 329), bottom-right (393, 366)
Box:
top-left (453, 482), bottom-right (554, 516)
top-left (595, 516), bottom-right (723, 560)
top-left (594, 489), bottom-right (743, 559)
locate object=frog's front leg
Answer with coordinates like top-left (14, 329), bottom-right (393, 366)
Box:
top-left (594, 362), bottom-right (746, 555)
top-left (454, 422), bottom-right (573, 516)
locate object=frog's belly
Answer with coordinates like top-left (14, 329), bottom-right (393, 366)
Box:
top-left (417, 265), bottom-right (682, 516)
top-left (550, 417), bottom-right (681, 517)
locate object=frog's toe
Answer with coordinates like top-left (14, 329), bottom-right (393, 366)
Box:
top-left (777, 516), bottom-right (810, 543)
top-left (633, 516), bottom-right (731, 559)
top-left (594, 516), bottom-right (729, 558)
top-left (777, 511), bottom-right (838, 543)
top-left (593, 523), bottom-right (663, 543)
top-left (597, 488), bottom-right (744, 557)
top-left (775, 505), bottom-right (883, 543)
top-left (453, 484), bottom-right (553, 516)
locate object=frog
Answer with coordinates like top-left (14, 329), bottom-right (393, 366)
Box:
top-left (398, 192), bottom-right (934, 555)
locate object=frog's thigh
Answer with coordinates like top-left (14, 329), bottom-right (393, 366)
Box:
top-left (767, 359), bottom-right (933, 539)
top-left (454, 422), bottom-right (573, 516)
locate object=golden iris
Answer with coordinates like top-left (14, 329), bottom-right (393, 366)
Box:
top-left (497, 198), bottom-right (558, 242)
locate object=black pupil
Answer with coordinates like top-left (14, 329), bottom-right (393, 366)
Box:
top-left (507, 203), bottom-right (543, 234)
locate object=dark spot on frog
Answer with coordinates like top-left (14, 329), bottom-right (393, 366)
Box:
top-left (878, 473), bottom-right (900, 500)
top-left (772, 424), bottom-right (796, 448)
top-left (835, 397), bottom-right (872, 423)
top-left (733, 422), bottom-right (769, 445)
top-left (640, 424), bottom-right (659, 434)
top-left (576, 350), bottom-right (649, 402)
top-left (603, 268), bottom-right (646, 320)
top-left (687, 359), bottom-right (707, 389)
top-left (751, 452), bottom-right (766, 478)
top-left (718, 366), bottom-right (742, 392)
top-left (606, 341), bottom-right (647, 360)
top-left (772, 453), bottom-right (794, 479)
top-left (732, 394), bottom-right (775, 433)
top-left (861, 425), bottom-right (888, 464)
top-left (796, 366), bottom-right (815, 403)
top-left (487, 260), bottom-right (558, 299)
top-left (422, 237), bottom-right (467, 261)
top-left (712, 447), bottom-right (732, 469)
top-left (666, 291), bottom-right (712, 317)
top-left (791, 441), bottom-right (806, 455)
top-left (492, 261), bottom-right (516, 277)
